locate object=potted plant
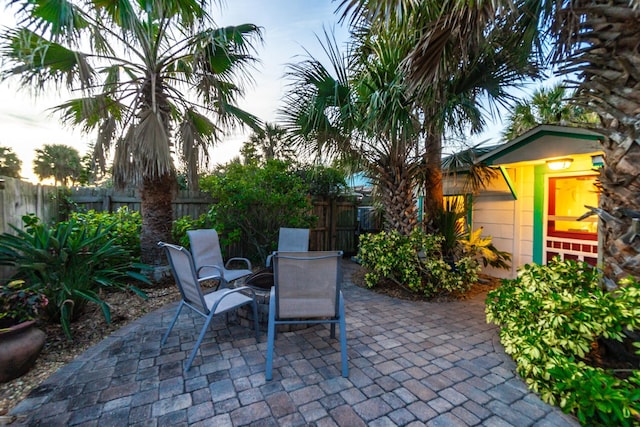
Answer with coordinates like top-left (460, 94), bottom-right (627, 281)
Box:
top-left (0, 280), bottom-right (48, 383)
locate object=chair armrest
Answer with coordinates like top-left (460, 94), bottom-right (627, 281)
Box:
top-left (210, 286), bottom-right (257, 313)
top-left (225, 257), bottom-right (252, 270)
top-left (197, 264), bottom-right (224, 280)
top-left (265, 252), bottom-right (274, 267)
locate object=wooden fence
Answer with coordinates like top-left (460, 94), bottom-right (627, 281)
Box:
top-left (71, 189), bottom-right (360, 255)
top-left (0, 177), bottom-right (58, 234)
top-left (70, 187), bottom-right (214, 220)
top-left (0, 181), bottom-right (361, 274)
top-left (0, 177), bottom-right (59, 279)
top-left (309, 198), bottom-right (358, 254)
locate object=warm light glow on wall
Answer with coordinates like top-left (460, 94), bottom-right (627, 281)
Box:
top-left (546, 158), bottom-right (573, 171)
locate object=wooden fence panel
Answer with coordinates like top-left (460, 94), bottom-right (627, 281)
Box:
top-left (309, 197), bottom-right (358, 255)
top-left (70, 188), bottom-right (213, 220)
top-left (0, 177), bottom-right (58, 280)
top-left (0, 177), bottom-right (58, 234)
top-left (335, 200), bottom-right (357, 254)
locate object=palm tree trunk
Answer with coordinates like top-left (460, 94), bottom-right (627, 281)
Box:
top-left (140, 173), bottom-right (175, 266)
top-left (422, 132), bottom-right (443, 233)
top-left (598, 141), bottom-right (640, 284)
top-left (377, 162), bottom-right (418, 236)
top-left (556, 0), bottom-right (640, 284)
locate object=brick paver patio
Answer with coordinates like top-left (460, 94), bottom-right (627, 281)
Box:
top-left (8, 261), bottom-right (579, 426)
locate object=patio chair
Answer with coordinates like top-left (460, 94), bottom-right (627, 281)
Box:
top-left (158, 242), bottom-right (259, 371)
top-left (265, 251), bottom-right (348, 380)
top-left (187, 229), bottom-right (253, 287)
top-left (266, 227), bottom-right (310, 267)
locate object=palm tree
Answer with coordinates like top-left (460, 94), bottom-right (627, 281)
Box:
top-left (336, 2), bottom-right (540, 232)
top-left (33, 144), bottom-right (82, 186)
top-left (1, 0), bottom-right (262, 266)
top-left (342, 0), bottom-right (640, 283)
top-left (503, 84), bottom-right (598, 140)
top-left (281, 29), bottom-right (423, 235)
top-left (0, 146), bottom-right (22, 178)
top-left (241, 122), bottom-right (293, 164)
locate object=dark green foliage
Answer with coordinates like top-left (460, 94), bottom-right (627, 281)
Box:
top-left (435, 198), bottom-right (511, 270)
top-left (172, 214), bottom-right (211, 248)
top-left (51, 187), bottom-right (79, 222)
top-left (433, 198), bottom-right (467, 260)
top-left (0, 215), bottom-right (149, 339)
top-left (69, 208), bottom-right (142, 260)
top-left (358, 229), bottom-right (480, 297)
top-left (197, 160), bottom-right (317, 264)
top-left (486, 259), bottom-right (640, 426)
top-left (0, 280), bottom-right (48, 328)
top-left (295, 165), bottom-right (348, 197)
top-left (0, 146), bottom-right (22, 178)
top-left (33, 144), bottom-right (83, 186)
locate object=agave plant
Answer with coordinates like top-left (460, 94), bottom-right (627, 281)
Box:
top-left (0, 215), bottom-right (148, 338)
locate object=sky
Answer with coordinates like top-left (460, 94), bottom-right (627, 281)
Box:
top-left (0, 1), bottom-right (549, 183)
top-left (0, 1), bottom-right (351, 182)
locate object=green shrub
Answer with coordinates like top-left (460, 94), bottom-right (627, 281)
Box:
top-left (0, 280), bottom-right (48, 328)
top-left (486, 259), bottom-right (640, 426)
top-left (172, 213), bottom-right (211, 247)
top-left (69, 207), bottom-right (142, 259)
top-left (358, 229), bottom-right (480, 297)
top-left (0, 215), bottom-right (148, 338)
top-left (199, 160), bottom-right (317, 264)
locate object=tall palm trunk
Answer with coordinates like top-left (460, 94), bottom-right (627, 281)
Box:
top-left (557, 0), bottom-right (640, 284)
top-left (140, 173), bottom-right (175, 266)
top-left (422, 132), bottom-right (443, 233)
top-left (376, 160), bottom-right (418, 236)
top-left (598, 142), bottom-right (640, 284)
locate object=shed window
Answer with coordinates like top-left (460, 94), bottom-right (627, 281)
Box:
top-left (547, 176), bottom-right (599, 241)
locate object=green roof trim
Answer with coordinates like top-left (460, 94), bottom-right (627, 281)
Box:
top-left (499, 166), bottom-right (517, 200)
top-left (482, 129), bottom-right (604, 166)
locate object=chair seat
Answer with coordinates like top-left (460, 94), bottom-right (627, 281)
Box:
top-left (205, 288), bottom-right (254, 314)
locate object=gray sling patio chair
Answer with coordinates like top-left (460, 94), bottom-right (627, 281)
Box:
top-left (158, 242), bottom-right (259, 372)
top-left (265, 251), bottom-right (348, 380)
top-left (266, 227), bottom-right (310, 267)
top-left (187, 229), bottom-right (253, 287)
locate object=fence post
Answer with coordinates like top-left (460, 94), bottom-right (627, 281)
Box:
top-left (102, 193), bottom-right (111, 212)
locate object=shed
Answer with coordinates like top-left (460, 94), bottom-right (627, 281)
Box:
top-left (443, 125), bottom-right (605, 278)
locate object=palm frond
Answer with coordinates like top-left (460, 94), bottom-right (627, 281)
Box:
top-left (1, 28), bottom-right (94, 91)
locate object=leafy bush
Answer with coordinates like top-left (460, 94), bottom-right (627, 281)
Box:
top-left (0, 280), bottom-right (48, 328)
top-left (0, 216), bottom-right (148, 338)
top-left (69, 207), bottom-right (142, 259)
top-left (358, 229), bottom-right (480, 297)
top-left (460, 227), bottom-right (512, 270)
top-left (172, 214), bottom-right (211, 248)
top-left (295, 164), bottom-right (348, 197)
top-left (486, 259), bottom-right (640, 426)
top-left (199, 160), bottom-right (317, 263)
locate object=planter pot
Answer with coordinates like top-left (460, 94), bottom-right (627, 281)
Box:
top-left (0, 320), bottom-right (46, 383)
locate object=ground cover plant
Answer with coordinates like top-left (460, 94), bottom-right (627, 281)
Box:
top-left (486, 259), bottom-right (640, 426)
top-left (357, 229), bottom-right (481, 298)
top-left (0, 215), bottom-right (148, 338)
